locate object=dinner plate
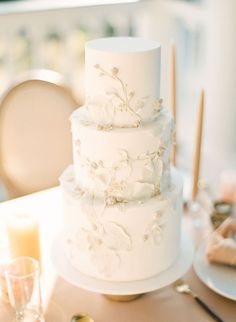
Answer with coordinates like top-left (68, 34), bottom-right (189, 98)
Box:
top-left (193, 240), bottom-right (236, 300)
top-left (51, 231), bottom-right (194, 295)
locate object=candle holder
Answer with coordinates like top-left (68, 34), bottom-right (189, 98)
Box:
top-left (187, 200), bottom-right (209, 232)
top-left (188, 178), bottom-right (214, 231)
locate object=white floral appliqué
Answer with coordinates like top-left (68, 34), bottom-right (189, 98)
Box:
top-left (91, 64), bottom-right (149, 128)
top-left (75, 221), bottom-right (132, 277)
top-left (144, 200), bottom-right (173, 244)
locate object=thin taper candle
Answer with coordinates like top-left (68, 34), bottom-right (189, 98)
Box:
top-left (169, 44), bottom-right (177, 166)
top-left (192, 90), bottom-right (205, 200)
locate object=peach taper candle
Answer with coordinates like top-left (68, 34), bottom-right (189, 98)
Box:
top-left (192, 90), bottom-right (205, 201)
top-left (169, 44), bottom-right (177, 166)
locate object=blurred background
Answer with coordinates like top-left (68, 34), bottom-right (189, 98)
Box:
top-left (0, 0), bottom-right (236, 202)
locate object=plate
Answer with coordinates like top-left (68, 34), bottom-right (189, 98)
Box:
top-left (51, 232), bottom-right (194, 295)
top-left (193, 240), bottom-right (236, 300)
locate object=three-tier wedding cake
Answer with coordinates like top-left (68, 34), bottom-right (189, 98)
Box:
top-left (60, 37), bottom-right (183, 282)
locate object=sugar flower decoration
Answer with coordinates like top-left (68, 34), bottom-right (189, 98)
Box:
top-left (153, 98), bottom-right (163, 111)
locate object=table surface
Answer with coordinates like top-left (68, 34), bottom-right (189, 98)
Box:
top-left (0, 187), bottom-right (235, 322)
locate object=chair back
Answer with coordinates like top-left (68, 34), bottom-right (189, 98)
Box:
top-left (0, 69), bottom-right (79, 199)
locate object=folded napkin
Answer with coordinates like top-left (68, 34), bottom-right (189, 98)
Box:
top-left (206, 217), bottom-right (236, 266)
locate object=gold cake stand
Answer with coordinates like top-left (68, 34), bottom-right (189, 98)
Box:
top-left (103, 293), bottom-right (143, 302)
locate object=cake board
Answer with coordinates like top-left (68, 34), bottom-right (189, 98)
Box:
top-left (51, 231), bottom-right (194, 301)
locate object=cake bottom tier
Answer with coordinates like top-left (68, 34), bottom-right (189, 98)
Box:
top-left (60, 166), bottom-right (183, 282)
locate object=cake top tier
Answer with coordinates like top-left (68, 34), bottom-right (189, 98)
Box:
top-left (86, 37), bottom-right (160, 53)
top-left (85, 37), bottom-right (163, 128)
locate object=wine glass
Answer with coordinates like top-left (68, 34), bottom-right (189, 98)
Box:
top-left (5, 256), bottom-right (44, 322)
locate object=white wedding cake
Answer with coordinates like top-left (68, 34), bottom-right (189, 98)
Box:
top-left (60, 37), bottom-right (183, 282)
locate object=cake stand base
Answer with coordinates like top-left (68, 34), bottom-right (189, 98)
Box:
top-left (103, 293), bottom-right (143, 302)
top-left (51, 231), bottom-right (194, 300)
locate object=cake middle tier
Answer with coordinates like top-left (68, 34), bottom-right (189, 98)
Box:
top-left (71, 106), bottom-right (174, 202)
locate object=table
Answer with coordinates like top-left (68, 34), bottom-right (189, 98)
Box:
top-left (0, 187), bottom-right (235, 322)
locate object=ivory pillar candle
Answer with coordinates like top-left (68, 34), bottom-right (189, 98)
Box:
top-left (220, 170), bottom-right (236, 203)
top-left (6, 214), bottom-right (41, 264)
